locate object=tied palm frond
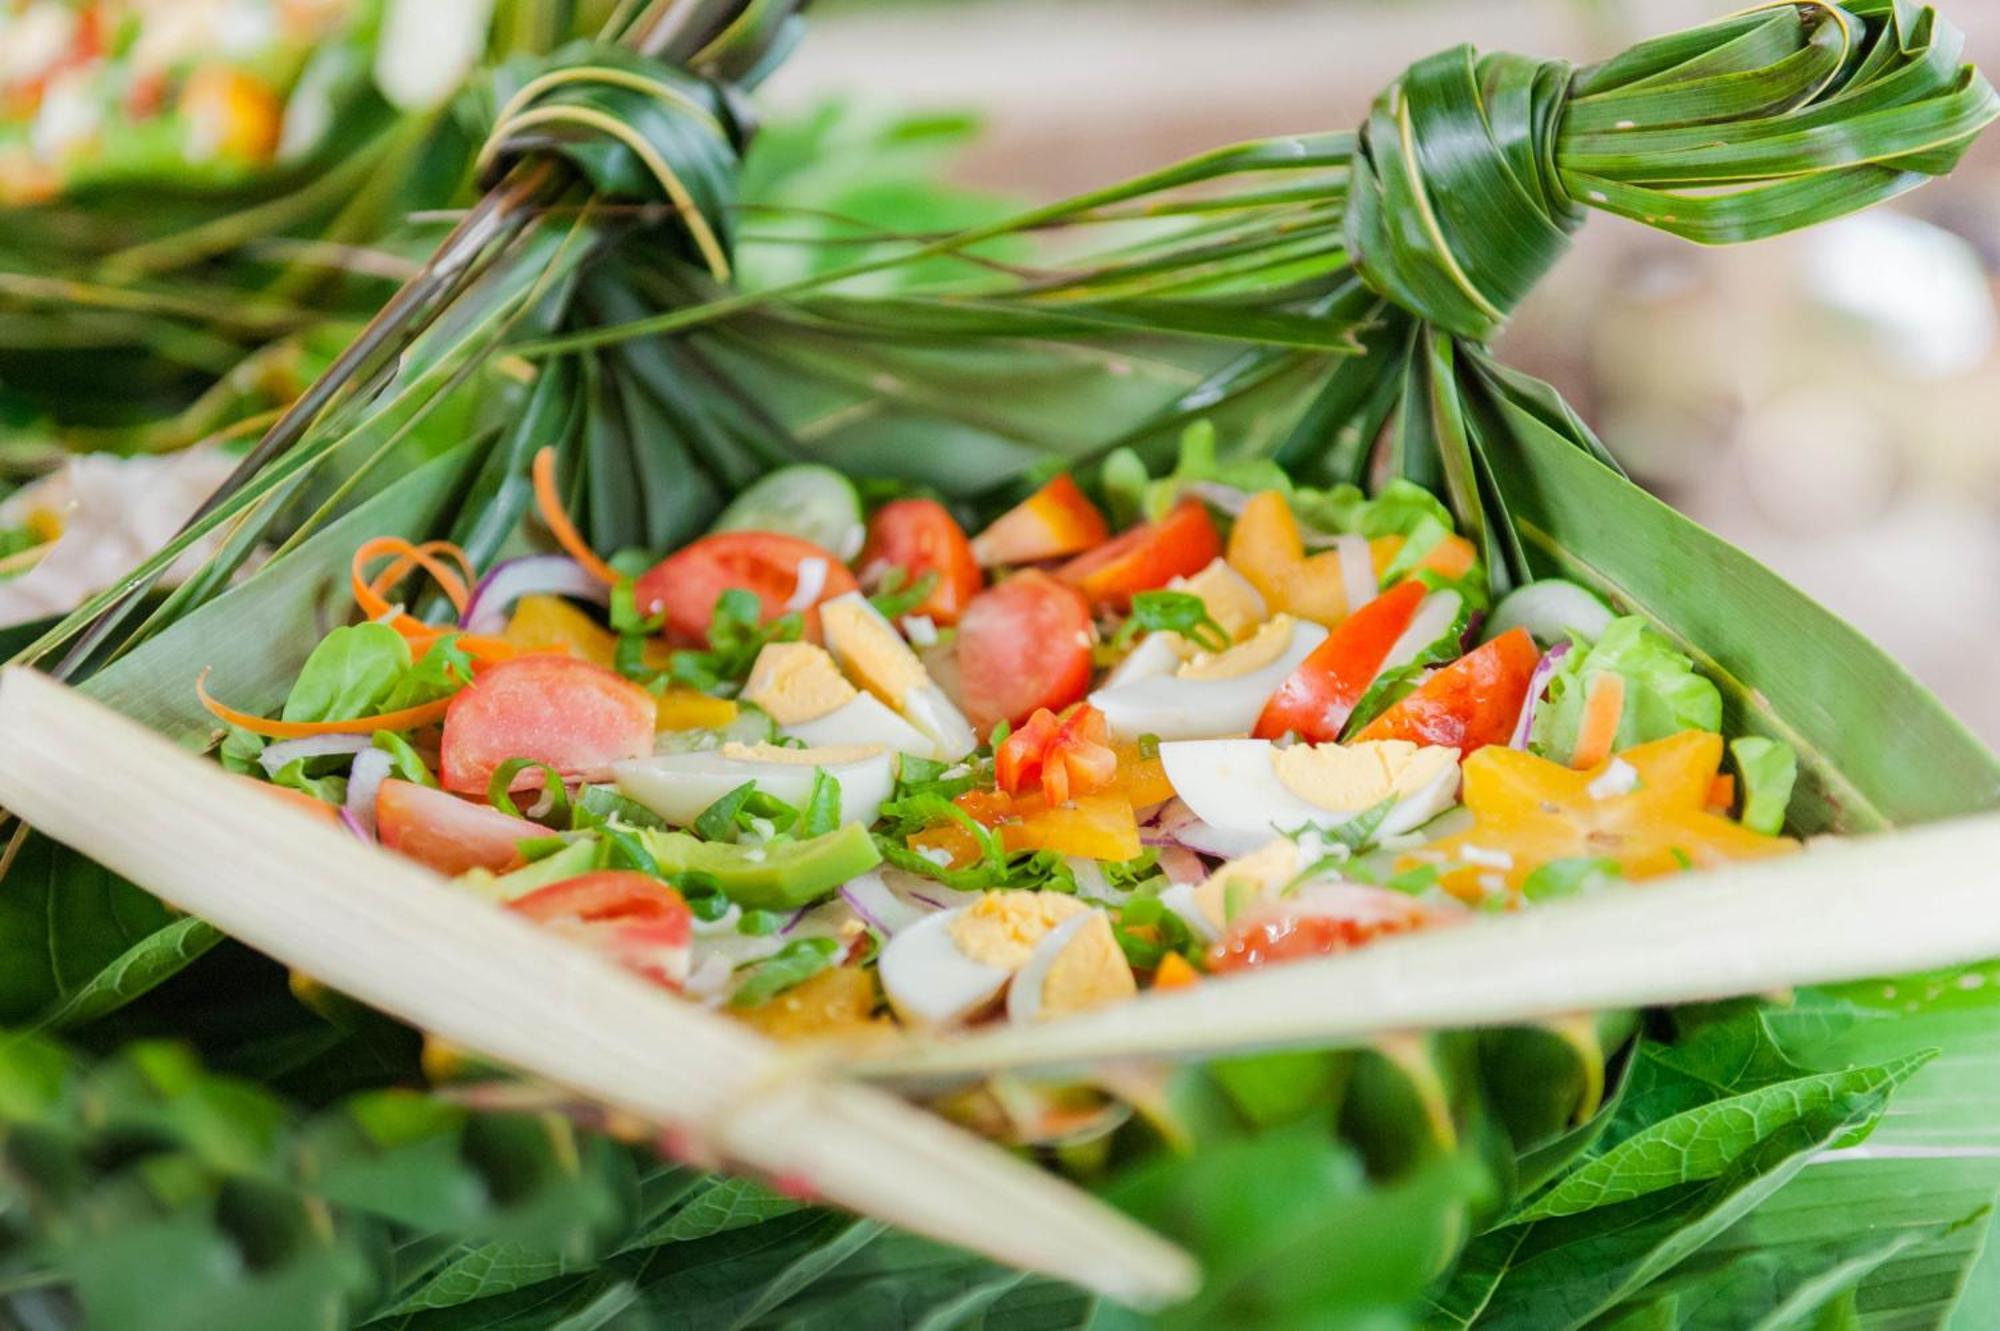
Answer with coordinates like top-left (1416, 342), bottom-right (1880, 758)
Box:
top-left (5, 4), bottom-right (2000, 1331)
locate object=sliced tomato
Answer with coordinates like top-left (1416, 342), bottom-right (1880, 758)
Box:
top-left (1057, 499), bottom-right (1221, 611)
top-left (439, 655), bottom-right (656, 795)
top-left (510, 870), bottom-right (692, 989)
top-left (858, 498), bottom-right (983, 624)
top-left (1206, 887), bottom-right (1450, 974)
top-left (955, 570), bottom-right (1095, 735)
top-left (995, 704), bottom-right (1117, 805)
top-left (377, 779), bottom-right (544, 875)
top-left (1255, 580), bottom-right (1427, 742)
top-left (633, 531), bottom-right (858, 645)
top-left (969, 474), bottom-right (1108, 567)
top-left (246, 777), bottom-right (342, 824)
top-left (1353, 627), bottom-right (1539, 757)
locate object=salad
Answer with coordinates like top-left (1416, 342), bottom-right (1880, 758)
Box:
top-left (202, 430), bottom-right (1800, 1070)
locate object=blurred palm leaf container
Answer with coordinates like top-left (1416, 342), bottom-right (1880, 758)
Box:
top-left (4, 1), bottom-right (2000, 1328)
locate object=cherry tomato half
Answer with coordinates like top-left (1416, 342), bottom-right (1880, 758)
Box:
top-left (1353, 627), bottom-right (1539, 757)
top-left (1057, 499), bottom-right (1220, 611)
top-left (634, 531), bottom-right (858, 645)
top-left (377, 779), bottom-right (544, 876)
top-left (955, 570), bottom-right (1094, 735)
top-left (858, 498), bottom-right (982, 624)
top-left (439, 655), bottom-right (656, 795)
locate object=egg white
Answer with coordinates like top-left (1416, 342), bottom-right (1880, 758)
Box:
top-left (820, 591), bottom-right (977, 760)
top-left (877, 907), bottom-right (1012, 1027)
top-left (1089, 619), bottom-right (1328, 741)
top-left (613, 744), bottom-right (894, 828)
top-left (1159, 738), bottom-right (1460, 857)
top-left (782, 691), bottom-right (934, 755)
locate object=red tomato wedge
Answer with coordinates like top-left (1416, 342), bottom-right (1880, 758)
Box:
top-left (439, 655), bottom-right (656, 795)
top-left (633, 531), bottom-right (858, 645)
top-left (1352, 627), bottom-right (1539, 757)
top-left (1056, 499), bottom-right (1222, 611)
top-left (1207, 888), bottom-right (1452, 974)
top-left (377, 779), bottom-right (544, 875)
top-left (858, 498), bottom-right (982, 624)
top-left (969, 474), bottom-right (1108, 567)
top-left (509, 871), bottom-right (693, 989)
top-left (1255, 580), bottom-right (1427, 742)
top-left (956, 570), bottom-right (1095, 735)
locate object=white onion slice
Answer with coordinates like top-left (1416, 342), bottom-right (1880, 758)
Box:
top-left (1335, 533), bottom-right (1377, 614)
top-left (783, 557), bottom-right (830, 613)
top-left (258, 734), bottom-right (370, 777)
top-left (461, 555), bottom-right (609, 635)
top-left (345, 747), bottom-right (394, 835)
top-left (840, 870), bottom-right (930, 936)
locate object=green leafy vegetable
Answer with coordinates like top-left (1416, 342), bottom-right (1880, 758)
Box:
top-left (692, 781), bottom-right (799, 842)
top-left (486, 759), bottom-right (571, 827)
top-left (661, 589), bottom-right (802, 696)
top-left (1730, 738), bottom-right (1798, 838)
top-left (281, 623), bottom-right (411, 723)
top-left (1113, 590), bottom-right (1229, 654)
top-left (731, 938), bottom-right (841, 1008)
top-left (1532, 617), bottom-right (1722, 762)
top-left (1520, 858), bottom-right (1623, 904)
top-left (373, 730), bottom-right (437, 787)
top-left (382, 634), bottom-right (475, 711)
top-left (866, 567), bottom-right (940, 620)
top-left (800, 768), bottom-right (842, 838)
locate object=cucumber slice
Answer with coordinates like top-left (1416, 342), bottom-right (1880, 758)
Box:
top-left (712, 465), bottom-right (865, 558)
top-left (1487, 580), bottom-right (1614, 646)
top-left (654, 702), bottom-right (777, 754)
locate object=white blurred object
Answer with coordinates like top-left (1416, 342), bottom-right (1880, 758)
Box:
top-left (0, 449), bottom-right (241, 629)
top-left (1801, 213), bottom-right (1997, 380)
top-left (374, 0), bottom-right (496, 112)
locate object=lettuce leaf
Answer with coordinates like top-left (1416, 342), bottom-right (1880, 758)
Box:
top-left (1531, 617), bottom-right (1721, 762)
top-left (1730, 737), bottom-right (1798, 837)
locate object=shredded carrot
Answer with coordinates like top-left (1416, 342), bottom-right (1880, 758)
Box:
top-left (1707, 773), bottom-right (1736, 812)
top-left (1154, 952), bottom-right (1202, 990)
top-left (532, 447), bottom-right (619, 585)
top-left (1570, 672), bottom-right (1627, 770)
top-left (352, 536), bottom-right (472, 623)
top-left (198, 668), bottom-right (454, 739)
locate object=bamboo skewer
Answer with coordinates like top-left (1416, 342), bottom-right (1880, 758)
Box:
top-left (849, 811), bottom-right (2000, 1084)
top-left (0, 665), bottom-right (1196, 1308)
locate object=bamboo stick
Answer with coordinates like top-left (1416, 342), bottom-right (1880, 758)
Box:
top-left (851, 812), bottom-right (2000, 1085)
top-left (0, 665), bottom-right (1195, 1308)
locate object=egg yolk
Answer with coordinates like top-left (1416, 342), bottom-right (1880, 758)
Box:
top-left (1270, 740), bottom-right (1460, 812)
top-left (822, 596), bottom-right (931, 707)
top-left (717, 741), bottom-right (883, 767)
top-left (742, 642), bottom-right (858, 724)
top-left (1037, 913), bottom-right (1138, 1017)
top-left (949, 891), bottom-right (1089, 970)
top-left (1176, 614), bottom-right (1298, 681)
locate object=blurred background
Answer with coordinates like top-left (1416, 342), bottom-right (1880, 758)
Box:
top-left (3, 0), bottom-right (1996, 742)
top-left (766, 0), bottom-right (2000, 745)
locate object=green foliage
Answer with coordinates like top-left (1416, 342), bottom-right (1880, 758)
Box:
top-left (1530, 617), bottom-right (1722, 763)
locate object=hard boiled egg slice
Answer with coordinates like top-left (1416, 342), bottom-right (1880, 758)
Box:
top-left (1089, 614), bottom-right (1328, 741)
top-left (1101, 561), bottom-right (1267, 689)
top-left (879, 890), bottom-right (1087, 1027)
top-left (820, 591), bottom-right (977, 760)
top-left (613, 741), bottom-right (894, 828)
top-left (1006, 908), bottom-right (1137, 1022)
top-left (1159, 738), bottom-right (1461, 857)
top-left (1183, 837), bottom-right (1308, 936)
top-left (740, 641), bottom-right (933, 754)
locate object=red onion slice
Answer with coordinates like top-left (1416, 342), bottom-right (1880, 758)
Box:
top-left (461, 555), bottom-right (609, 635)
top-left (345, 747), bottom-right (393, 836)
top-left (1509, 640), bottom-right (1572, 750)
top-left (257, 733), bottom-right (371, 777)
top-left (840, 870), bottom-right (930, 937)
top-left (336, 807), bottom-right (373, 844)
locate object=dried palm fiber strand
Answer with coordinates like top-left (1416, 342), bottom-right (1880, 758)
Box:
top-left (0, 663), bottom-right (1198, 1307)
